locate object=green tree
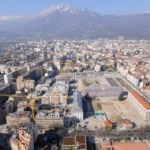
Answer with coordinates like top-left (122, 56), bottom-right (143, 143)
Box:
top-left (85, 93), bottom-right (92, 101)
top-left (118, 94), bottom-right (125, 101)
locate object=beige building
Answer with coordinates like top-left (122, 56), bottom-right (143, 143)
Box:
top-left (35, 111), bottom-right (64, 130)
top-left (17, 76), bottom-right (35, 92)
top-left (4, 66), bottom-right (27, 84)
top-left (41, 93), bottom-right (67, 105)
top-left (6, 110), bottom-right (31, 128)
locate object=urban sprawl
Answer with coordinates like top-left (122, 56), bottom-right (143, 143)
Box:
top-left (0, 39), bottom-right (150, 150)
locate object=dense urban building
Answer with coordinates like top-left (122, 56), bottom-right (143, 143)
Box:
top-left (0, 38), bottom-right (150, 149)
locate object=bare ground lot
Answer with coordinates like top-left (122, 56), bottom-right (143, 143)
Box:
top-left (92, 97), bottom-right (146, 127)
top-left (77, 73), bottom-right (147, 128)
top-left (117, 98), bottom-right (147, 126)
top-left (92, 98), bottom-right (122, 123)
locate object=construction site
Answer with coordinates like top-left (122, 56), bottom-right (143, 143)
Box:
top-left (76, 73), bottom-right (150, 132)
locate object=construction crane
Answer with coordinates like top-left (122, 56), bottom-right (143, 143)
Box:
top-left (29, 97), bottom-right (35, 121)
top-left (1, 60), bottom-right (72, 119)
top-left (25, 76), bottom-right (35, 122)
top-left (0, 93), bottom-right (67, 99)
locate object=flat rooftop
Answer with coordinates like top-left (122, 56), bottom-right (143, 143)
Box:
top-left (63, 137), bottom-right (75, 145)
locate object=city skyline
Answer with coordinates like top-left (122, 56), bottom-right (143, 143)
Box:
top-left (0, 1), bottom-right (150, 150)
top-left (0, 0), bottom-right (150, 16)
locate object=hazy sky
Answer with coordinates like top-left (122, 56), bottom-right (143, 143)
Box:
top-left (0, 0), bottom-right (150, 15)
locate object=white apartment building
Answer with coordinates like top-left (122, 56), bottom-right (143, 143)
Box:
top-left (72, 91), bottom-right (83, 120)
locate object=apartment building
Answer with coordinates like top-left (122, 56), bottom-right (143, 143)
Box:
top-left (72, 91), bottom-right (83, 120)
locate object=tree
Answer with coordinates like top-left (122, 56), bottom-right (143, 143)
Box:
top-left (85, 93), bottom-right (92, 101)
top-left (118, 94), bottom-right (125, 101)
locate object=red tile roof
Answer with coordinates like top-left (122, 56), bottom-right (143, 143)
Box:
top-left (146, 86), bottom-right (150, 91)
top-left (123, 119), bottom-right (132, 126)
top-left (130, 90), bottom-right (150, 110)
top-left (76, 135), bottom-right (86, 149)
top-left (103, 142), bottom-right (150, 150)
top-left (63, 135), bottom-right (86, 149)
top-left (103, 120), bottom-right (112, 127)
top-left (76, 135), bottom-right (85, 144)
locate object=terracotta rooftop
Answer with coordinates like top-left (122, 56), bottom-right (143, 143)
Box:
top-left (130, 90), bottom-right (150, 110)
top-left (63, 135), bottom-right (86, 149)
top-left (63, 137), bottom-right (75, 145)
top-left (103, 142), bottom-right (150, 150)
top-left (146, 86), bottom-right (150, 91)
top-left (103, 120), bottom-right (112, 127)
top-left (76, 135), bottom-right (86, 149)
top-left (76, 135), bottom-right (85, 144)
top-left (122, 119), bottom-right (132, 126)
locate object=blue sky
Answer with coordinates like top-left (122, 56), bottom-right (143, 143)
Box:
top-left (0, 0), bottom-right (150, 15)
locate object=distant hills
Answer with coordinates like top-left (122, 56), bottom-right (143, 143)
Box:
top-left (0, 3), bottom-right (150, 40)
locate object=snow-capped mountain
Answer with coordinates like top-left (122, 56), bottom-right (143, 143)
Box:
top-left (40, 3), bottom-right (96, 16)
top-left (0, 3), bottom-right (150, 40)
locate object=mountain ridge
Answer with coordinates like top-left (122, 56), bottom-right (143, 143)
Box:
top-left (0, 3), bottom-right (150, 40)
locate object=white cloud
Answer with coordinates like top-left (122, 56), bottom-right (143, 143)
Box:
top-left (0, 15), bottom-right (24, 21)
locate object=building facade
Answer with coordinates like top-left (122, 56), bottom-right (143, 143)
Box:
top-left (129, 90), bottom-right (150, 121)
top-left (72, 91), bottom-right (83, 120)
